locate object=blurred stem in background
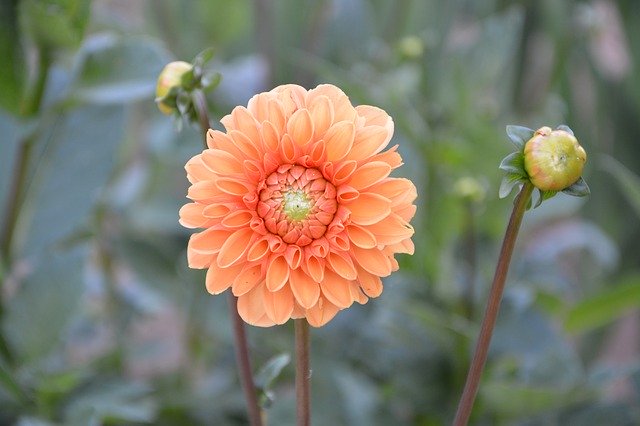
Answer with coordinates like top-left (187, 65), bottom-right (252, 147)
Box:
top-left (453, 182), bottom-right (534, 425)
top-left (0, 46), bottom-right (53, 368)
top-left (191, 89), bottom-right (264, 426)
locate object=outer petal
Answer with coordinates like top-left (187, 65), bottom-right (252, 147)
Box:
top-left (289, 268), bottom-right (320, 309)
top-left (351, 246), bottom-right (392, 277)
top-left (266, 255), bottom-right (290, 291)
top-left (305, 296), bottom-right (340, 327)
top-left (347, 193), bottom-right (392, 225)
top-left (232, 264), bottom-right (263, 296)
top-left (263, 285), bottom-right (294, 325)
top-left (319, 269), bottom-right (354, 309)
top-left (237, 284), bottom-right (274, 327)
top-left (206, 262), bottom-right (243, 295)
top-left (217, 228), bottom-right (254, 268)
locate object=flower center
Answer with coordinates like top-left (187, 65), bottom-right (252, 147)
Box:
top-left (283, 189), bottom-right (313, 221)
top-left (257, 165), bottom-right (337, 246)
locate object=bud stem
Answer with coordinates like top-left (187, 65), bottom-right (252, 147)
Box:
top-left (453, 181), bottom-right (534, 425)
top-left (295, 319), bottom-right (311, 426)
top-left (191, 89), bottom-right (263, 426)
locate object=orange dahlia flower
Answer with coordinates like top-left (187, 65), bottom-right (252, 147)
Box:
top-left (179, 84), bottom-right (416, 327)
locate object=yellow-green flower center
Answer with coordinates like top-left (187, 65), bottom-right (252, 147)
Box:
top-left (283, 189), bottom-right (313, 221)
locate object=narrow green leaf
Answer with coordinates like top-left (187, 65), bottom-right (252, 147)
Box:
top-left (562, 177), bottom-right (590, 197)
top-left (506, 125), bottom-right (534, 149)
top-left (565, 274), bottom-right (640, 333)
top-left (600, 155), bottom-right (640, 217)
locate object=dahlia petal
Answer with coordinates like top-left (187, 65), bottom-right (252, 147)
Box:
top-left (364, 213), bottom-right (414, 245)
top-left (289, 268), bottom-right (320, 309)
top-left (396, 204), bottom-right (417, 222)
top-left (308, 84), bottom-right (357, 122)
top-left (349, 280), bottom-right (368, 305)
top-left (266, 255), bottom-right (290, 292)
top-left (325, 121), bottom-right (355, 161)
top-left (179, 203), bottom-right (208, 228)
top-left (388, 238), bottom-right (415, 255)
top-left (232, 264), bottom-right (263, 296)
top-left (285, 245), bottom-right (303, 269)
top-left (327, 251), bottom-right (357, 280)
top-left (319, 269), bottom-right (354, 309)
top-left (279, 133), bottom-right (297, 164)
top-left (346, 224), bottom-right (377, 249)
top-left (287, 108), bottom-right (314, 146)
top-left (215, 178), bottom-right (254, 197)
top-left (187, 180), bottom-right (221, 202)
top-left (231, 106), bottom-right (261, 145)
top-left (247, 92), bottom-right (271, 122)
top-left (346, 125), bottom-right (391, 161)
top-left (185, 156), bottom-right (213, 183)
top-left (237, 285), bottom-right (274, 327)
top-left (305, 296), bottom-right (340, 327)
top-left (263, 284), bottom-right (294, 325)
top-left (349, 161), bottom-right (392, 190)
top-left (202, 149), bottom-right (244, 175)
top-left (309, 140), bottom-right (326, 164)
top-left (189, 227), bottom-right (231, 255)
top-left (368, 178), bottom-right (415, 202)
top-left (348, 193), bottom-right (392, 225)
top-left (370, 147), bottom-right (403, 169)
top-left (267, 99), bottom-right (286, 133)
top-left (221, 210), bottom-right (254, 228)
top-left (230, 130), bottom-right (262, 160)
top-left (203, 204), bottom-right (232, 218)
top-left (355, 105), bottom-right (392, 127)
top-left (261, 120), bottom-right (281, 153)
top-left (187, 249), bottom-right (214, 269)
top-left (217, 228), bottom-right (254, 268)
top-left (308, 95), bottom-right (334, 140)
top-left (332, 160), bottom-right (358, 185)
top-left (351, 246), bottom-right (392, 277)
top-left (304, 253), bottom-right (325, 283)
top-left (206, 262), bottom-right (243, 295)
top-left (336, 185), bottom-right (359, 203)
top-left (356, 266), bottom-right (384, 297)
top-left (247, 236), bottom-right (270, 262)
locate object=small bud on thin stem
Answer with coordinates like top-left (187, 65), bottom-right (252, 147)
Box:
top-left (453, 182), bottom-right (534, 426)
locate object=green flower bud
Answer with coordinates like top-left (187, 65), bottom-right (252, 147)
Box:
top-left (156, 61), bottom-right (192, 115)
top-left (523, 126), bottom-right (587, 191)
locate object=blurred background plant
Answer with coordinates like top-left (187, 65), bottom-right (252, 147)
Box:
top-left (1, 0), bottom-right (640, 424)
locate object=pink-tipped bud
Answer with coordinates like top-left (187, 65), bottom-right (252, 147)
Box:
top-left (155, 61), bottom-right (192, 114)
top-left (524, 127), bottom-right (587, 191)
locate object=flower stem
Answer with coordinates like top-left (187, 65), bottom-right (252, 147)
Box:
top-left (228, 294), bottom-right (264, 426)
top-left (191, 89), bottom-right (263, 426)
top-left (453, 182), bottom-right (534, 426)
top-left (295, 319), bottom-right (311, 426)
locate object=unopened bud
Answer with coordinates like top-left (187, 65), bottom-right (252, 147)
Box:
top-left (524, 127), bottom-right (587, 191)
top-left (156, 61), bottom-right (192, 114)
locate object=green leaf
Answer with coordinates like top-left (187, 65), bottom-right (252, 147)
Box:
top-left (565, 275), bottom-right (640, 333)
top-left (19, 0), bottom-right (91, 51)
top-left (71, 34), bottom-right (171, 104)
top-left (3, 247), bottom-right (85, 362)
top-left (506, 125), bottom-right (534, 149)
top-left (17, 105), bottom-right (124, 257)
top-left (499, 173), bottom-right (524, 199)
top-left (562, 177), bottom-right (590, 197)
top-left (255, 353), bottom-right (290, 408)
top-left (498, 151), bottom-right (525, 175)
top-left (600, 155), bottom-right (640, 217)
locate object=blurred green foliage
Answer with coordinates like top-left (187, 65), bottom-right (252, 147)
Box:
top-left (1, 0), bottom-right (640, 424)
